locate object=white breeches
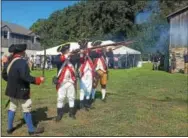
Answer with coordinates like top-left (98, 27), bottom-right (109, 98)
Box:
top-left (9, 98), bottom-right (32, 112)
top-left (57, 82), bottom-right (75, 108)
top-left (80, 71), bottom-right (93, 100)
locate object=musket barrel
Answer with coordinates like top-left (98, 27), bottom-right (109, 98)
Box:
top-left (69, 40), bottom-right (134, 55)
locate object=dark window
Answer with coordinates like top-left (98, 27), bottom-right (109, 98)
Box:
top-left (31, 37), bottom-right (34, 43)
top-left (36, 37), bottom-right (40, 43)
top-left (2, 31), bottom-right (8, 39)
top-left (23, 36), bottom-right (27, 43)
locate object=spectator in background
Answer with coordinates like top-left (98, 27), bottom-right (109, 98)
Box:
top-left (171, 52), bottom-right (176, 73)
top-left (30, 55), bottom-right (35, 71)
top-left (114, 56), bottom-right (119, 69)
top-left (46, 55), bottom-right (52, 70)
top-left (183, 50), bottom-right (188, 74)
top-left (106, 48), bottom-right (114, 69)
top-left (33, 55), bottom-right (36, 69)
top-left (35, 55), bottom-right (41, 69)
top-left (152, 54), bottom-right (160, 70)
top-left (159, 54), bottom-right (165, 70)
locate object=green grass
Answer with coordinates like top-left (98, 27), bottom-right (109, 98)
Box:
top-left (1, 63), bottom-right (188, 136)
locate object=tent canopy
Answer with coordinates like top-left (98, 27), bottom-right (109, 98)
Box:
top-left (36, 40), bottom-right (141, 55)
top-left (113, 46), bottom-right (141, 55)
top-left (36, 42), bottom-right (80, 55)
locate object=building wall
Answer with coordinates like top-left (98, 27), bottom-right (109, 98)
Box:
top-left (169, 9), bottom-right (188, 72)
top-left (1, 27), bottom-right (41, 50)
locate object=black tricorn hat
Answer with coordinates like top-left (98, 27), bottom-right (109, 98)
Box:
top-left (78, 39), bottom-right (88, 49)
top-left (57, 43), bottom-right (70, 53)
top-left (91, 40), bottom-right (102, 47)
top-left (8, 44), bottom-right (27, 53)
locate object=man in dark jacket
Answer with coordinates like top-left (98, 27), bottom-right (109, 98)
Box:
top-left (184, 50), bottom-right (188, 74)
top-left (106, 48), bottom-right (114, 68)
top-left (152, 54), bottom-right (160, 70)
top-left (2, 44), bottom-right (45, 135)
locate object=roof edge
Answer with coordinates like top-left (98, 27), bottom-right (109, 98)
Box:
top-left (167, 6), bottom-right (188, 19)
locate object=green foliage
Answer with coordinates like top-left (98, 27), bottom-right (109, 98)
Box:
top-left (30, 0), bottom-right (188, 52)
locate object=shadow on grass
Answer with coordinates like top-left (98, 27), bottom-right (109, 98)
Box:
top-left (63, 98), bottom-right (97, 115)
top-left (143, 96), bottom-right (188, 104)
top-left (157, 97), bottom-right (188, 104)
top-left (32, 107), bottom-right (54, 126)
top-left (95, 91), bottom-right (122, 99)
top-left (60, 90), bottom-right (122, 116)
top-left (12, 118), bottom-right (25, 132)
top-left (11, 107), bottom-right (54, 132)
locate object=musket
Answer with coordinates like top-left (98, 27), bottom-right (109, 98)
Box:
top-left (5, 99), bottom-right (10, 109)
top-left (89, 40), bottom-right (134, 50)
top-left (70, 40), bottom-right (134, 55)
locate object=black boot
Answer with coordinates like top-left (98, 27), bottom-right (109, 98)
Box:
top-left (79, 100), bottom-right (84, 110)
top-left (84, 99), bottom-right (91, 111)
top-left (55, 108), bottom-right (63, 122)
top-left (90, 99), bottom-right (95, 105)
top-left (7, 128), bottom-right (15, 134)
top-left (69, 108), bottom-right (76, 119)
top-left (89, 99), bottom-right (96, 109)
top-left (28, 127), bottom-right (44, 136)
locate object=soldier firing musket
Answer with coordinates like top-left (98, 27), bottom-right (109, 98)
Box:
top-left (76, 39), bottom-right (95, 110)
top-left (53, 43), bottom-right (77, 121)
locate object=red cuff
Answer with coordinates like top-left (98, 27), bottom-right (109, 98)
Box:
top-left (60, 55), bottom-right (66, 62)
top-left (35, 77), bottom-right (42, 85)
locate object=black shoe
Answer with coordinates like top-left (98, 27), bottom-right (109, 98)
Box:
top-left (28, 127), bottom-right (44, 135)
top-left (89, 99), bottom-right (95, 109)
top-left (85, 99), bottom-right (91, 108)
top-left (79, 100), bottom-right (84, 110)
top-left (7, 128), bottom-right (15, 134)
top-left (55, 108), bottom-right (63, 122)
top-left (90, 99), bottom-right (95, 104)
top-left (69, 113), bottom-right (76, 119)
top-left (69, 108), bottom-right (76, 119)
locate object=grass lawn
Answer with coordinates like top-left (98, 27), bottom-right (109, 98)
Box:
top-left (1, 63), bottom-right (188, 136)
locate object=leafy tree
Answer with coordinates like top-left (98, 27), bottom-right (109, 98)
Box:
top-left (30, 0), bottom-right (187, 51)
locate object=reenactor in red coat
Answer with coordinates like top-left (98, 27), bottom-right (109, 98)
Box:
top-left (55, 43), bottom-right (76, 121)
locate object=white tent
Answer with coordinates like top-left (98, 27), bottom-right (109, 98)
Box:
top-left (112, 46), bottom-right (142, 68)
top-left (36, 40), bottom-right (116, 55)
top-left (113, 46), bottom-right (141, 55)
top-left (36, 42), bottom-right (80, 55)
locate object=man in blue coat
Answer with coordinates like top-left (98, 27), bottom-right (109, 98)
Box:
top-left (2, 44), bottom-right (45, 135)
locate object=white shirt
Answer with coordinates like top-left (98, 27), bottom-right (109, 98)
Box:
top-left (83, 61), bottom-right (93, 73)
top-left (95, 58), bottom-right (106, 72)
top-left (61, 63), bottom-right (75, 85)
